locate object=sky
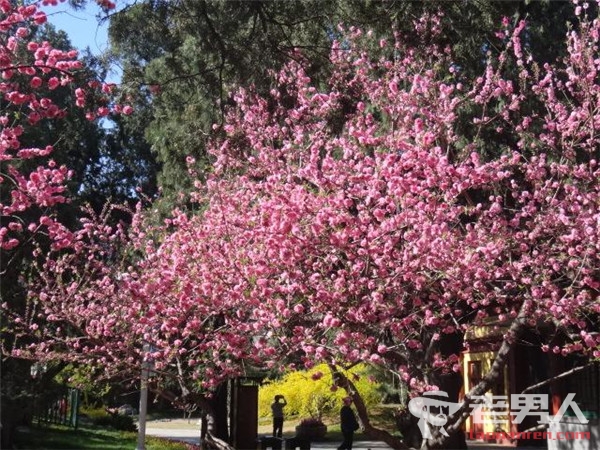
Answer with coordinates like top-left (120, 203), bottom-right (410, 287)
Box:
top-left (42, 2), bottom-right (129, 84)
top-left (43, 3), bottom-right (111, 54)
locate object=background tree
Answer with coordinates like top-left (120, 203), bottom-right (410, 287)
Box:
top-left (107, 0), bottom-right (578, 208)
top-left (0, 1), bottom-right (147, 446)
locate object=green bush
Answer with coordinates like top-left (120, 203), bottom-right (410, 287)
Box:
top-left (79, 407), bottom-right (109, 420)
top-left (89, 411), bottom-right (138, 432)
top-left (78, 406), bottom-right (138, 432)
top-left (258, 364), bottom-right (382, 420)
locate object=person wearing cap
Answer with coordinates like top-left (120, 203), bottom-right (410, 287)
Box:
top-left (338, 396), bottom-right (360, 450)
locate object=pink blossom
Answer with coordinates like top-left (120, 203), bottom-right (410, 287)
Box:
top-left (311, 371), bottom-right (323, 380)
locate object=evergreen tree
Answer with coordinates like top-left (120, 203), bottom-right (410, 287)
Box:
top-left (108, 1), bottom-right (577, 205)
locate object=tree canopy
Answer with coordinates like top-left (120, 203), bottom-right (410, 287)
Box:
top-left (108, 0), bottom-right (578, 207)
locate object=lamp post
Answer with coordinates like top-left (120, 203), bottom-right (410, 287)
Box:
top-left (30, 361), bottom-right (47, 425)
top-left (30, 361), bottom-right (47, 379)
top-left (136, 344), bottom-right (151, 450)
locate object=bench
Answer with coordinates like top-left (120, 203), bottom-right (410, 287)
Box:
top-left (256, 436), bottom-right (284, 450)
top-left (284, 436), bottom-right (311, 450)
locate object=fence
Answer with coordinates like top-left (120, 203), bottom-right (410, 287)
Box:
top-left (33, 387), bottom-right (80, 429)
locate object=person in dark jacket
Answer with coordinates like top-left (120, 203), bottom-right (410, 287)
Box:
top-left (338, 396), bottom-right (360, 450)
top-left (271, 394), bottom-right (287, 437)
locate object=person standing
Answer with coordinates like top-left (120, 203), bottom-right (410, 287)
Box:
top-left (338, 396), bottom-right (360, 450)
top-left (271, 394), bottom-right (287, 437)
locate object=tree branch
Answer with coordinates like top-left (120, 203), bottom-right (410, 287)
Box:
top-left (521, 362), bottom-right (596, 394)
top-left (430, 300), bottom-right (533, 447)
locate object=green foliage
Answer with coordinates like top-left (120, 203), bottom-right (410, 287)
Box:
top-left (54, 365), bottom-right (111, 408)
top-left (108, 0), bottom-right (343, 205)
top-left (147, 437), bottom-right (195, 450)
top-left (91, 412), bottom-right (138, 432)
top-left (107, 0), bottom-right (579, 214)
top-left (258, 364), bottom-right (381, 420)
top-left (79, 407), bottom-right (111, 421)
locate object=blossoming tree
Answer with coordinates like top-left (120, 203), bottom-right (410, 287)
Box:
top-left (0, 0), bottom-right (125, 255)
top-left (0, 0), bottom-right (127, 446)
top-left (174, 12), bottom-right (598, 448)
top-left (5, 4), bottom-right (600, 450)
top-left (166, 12), bottom-right (599, 448)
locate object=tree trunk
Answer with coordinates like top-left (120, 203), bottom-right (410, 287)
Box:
top-left (154, 387), bottom-right (234, 450)
top-left (197, 397), bottom-right (235, 450)
top-left (328, 363), bottom-right (410, 449)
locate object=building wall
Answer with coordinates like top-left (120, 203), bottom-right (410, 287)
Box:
top-left (461, 349), bottom-right (511, 442)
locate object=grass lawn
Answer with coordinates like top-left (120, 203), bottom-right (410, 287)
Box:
top-left (14, 423), bottom-right (195, 450)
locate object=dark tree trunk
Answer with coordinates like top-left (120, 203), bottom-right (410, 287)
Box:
top-left (155, 387), bottom-right (234, 450)
top-left (426, 332), bottom-right (467, 450)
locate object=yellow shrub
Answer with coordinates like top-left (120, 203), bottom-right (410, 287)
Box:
top-left (258, 364), bottom-right (382, 420)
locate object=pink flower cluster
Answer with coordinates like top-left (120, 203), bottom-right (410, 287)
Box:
top-left (0, 1), bottom-right (130, 251)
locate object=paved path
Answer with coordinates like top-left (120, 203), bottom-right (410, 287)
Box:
top-left (307, 441), bottom-right (392, 449)
top-left (145, 420), bottom-right (201, 445)
top-left (144, 420), bottom-right (541, 449)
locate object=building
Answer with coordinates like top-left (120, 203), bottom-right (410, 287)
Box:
top-left (461, 322), bottom-right (599, 448)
